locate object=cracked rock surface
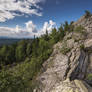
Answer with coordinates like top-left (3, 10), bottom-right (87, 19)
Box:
top-left (34, 16), bottom-right (92, 92)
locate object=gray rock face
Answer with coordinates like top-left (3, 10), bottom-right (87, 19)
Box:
top-left (35, 16), bottom-right (92, 92)
top-left (84, 39), bottom-right (92, 49)
top-left (36, 42), bottom-right (69, 92)
top-left (68, 50), bottom-right (89, 80)
top-left (35, 38), bottom-right (92, 92)
top-left (73, 16), bottom-right (92, 32)
top-left (51, 79), bottom-right (91, 92)
top-left (73, 15), bottom-right (92, 38)
top-left (87, 53), bottom-right (92, 74)
top-left (66, 39), bottom-right (75, 48)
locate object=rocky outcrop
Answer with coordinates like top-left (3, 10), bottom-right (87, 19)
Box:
top-left (67, 50), bottom-right (89, 80)
top-left (73, 16), bottom-right (92, 33)
top-left (51, 79), bottom-right (92, 92)
top-left (34, 16), bottom-right (92, 92)
top-left (73, 15), bottom-right (92, 38)
top-left (36, 42), bottom-right (69, 92)
top-left (34, 34), bottom-right (92, 92)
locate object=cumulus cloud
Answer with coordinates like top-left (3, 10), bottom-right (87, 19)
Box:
top-left (15, 25), bottom-right (22, 33)
top-left (42, 20), bottom-right (56, 33)
top-left (0, 0), bottom-right (44, 22)
top-left (25, 21), bottom-right (37, 33)
top-left (0, 27), bottom-right (16, 37)
top-left (31, 20), bottom-right (56, 37)
top-left (0, 20), bottom-right (56, 38)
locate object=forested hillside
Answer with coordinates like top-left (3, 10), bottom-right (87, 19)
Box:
top-left (0, 20), bottom-right (71, 91)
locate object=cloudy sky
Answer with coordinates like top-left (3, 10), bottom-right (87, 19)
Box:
top-left (0, 0), bottom-right (92, 38)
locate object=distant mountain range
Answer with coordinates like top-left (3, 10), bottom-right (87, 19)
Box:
top-left (0, 37), bottom-right (32, 46)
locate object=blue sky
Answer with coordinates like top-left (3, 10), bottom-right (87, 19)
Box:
top-left (0, 0), bottom-right (92, 38)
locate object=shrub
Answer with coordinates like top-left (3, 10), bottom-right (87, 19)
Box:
top-left (80, 44), bottom-right (85, 50)
top-left (85, 10), bottom-right (92, 18)
top-left (61, 46), bottom-right (71, 55)
top-left (87, 74), bottom-right (92, 81)
top-left (74, 25), bottom-right (85, 34)
top-left (0, 69), bottom-right (27, 92)
top-left (67, 36), bottom-right (72, 40)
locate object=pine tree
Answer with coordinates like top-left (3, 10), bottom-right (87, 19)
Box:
top-left (85, 10), bottom-right (91, 18)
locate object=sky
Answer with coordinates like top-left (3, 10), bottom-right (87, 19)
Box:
top-left (0, 0), bottom-right (92, 38)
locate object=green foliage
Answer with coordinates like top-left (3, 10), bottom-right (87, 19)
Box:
top-left (0, 20), bottom-right (81, 91)
top-left (74, 25), bottom-right (85, 34)
top-left (0, 45), bottom-right (15, 65)
top-left (26, 43), bottom-right (32, 56)
top-left (63, 21), bottom-right (74, 33)
top-left (60, 43), bottom-right (71, 55)
top-left (69, 21), bottom-right (74, 32)
top-left (16, 40), bottom-right (27, 61)
top-left (80, 44), bottom-right (85, 50)
top-left (50, 28), bottom-right (59, 43)
top-left (0, 31), bottom-right (54, 91)
top-left (85, 10), bottom-right (92, 18)
top-left (43, 30), bottom-right (50, 41)
top-left (63, 21), bottom-right (69, 32)
top-left (0, 47), bottom-right (52, 92)
top-left (0, 69), bottom-right (27, 92)
top-left (87, 74), bottom-right (92, 81)
top-left (58, 24), bottom-right (65, 40)
top-left (61, 47), bottom-right (71, 55)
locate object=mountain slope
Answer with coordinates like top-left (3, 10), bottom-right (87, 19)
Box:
top-left (34, 15), bottom-right (92, 92)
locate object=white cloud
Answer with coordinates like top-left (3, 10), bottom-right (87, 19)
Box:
top-left (0, 27), bottom-right (16, 37)
top-left (0, 20), bottom-right (56, 38)
top-left (0, 0), bottom-right (44, 22)
top-left (15, 25), bottom-right (22, 33)
top-left (25, 21), bottom-right (37, 33)
top-left (41, 20), bottom-right (56, 34)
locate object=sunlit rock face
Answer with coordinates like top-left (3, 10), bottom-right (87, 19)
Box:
top-left (73, 15), bottom-right (92, 38)
top-left (34, 16), bottom-right (92, 92)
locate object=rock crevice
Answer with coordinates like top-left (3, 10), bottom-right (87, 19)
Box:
top-left (34, 15), bottom-right (92, 91)
top-left (67, 50), bottom-right (89, 80)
